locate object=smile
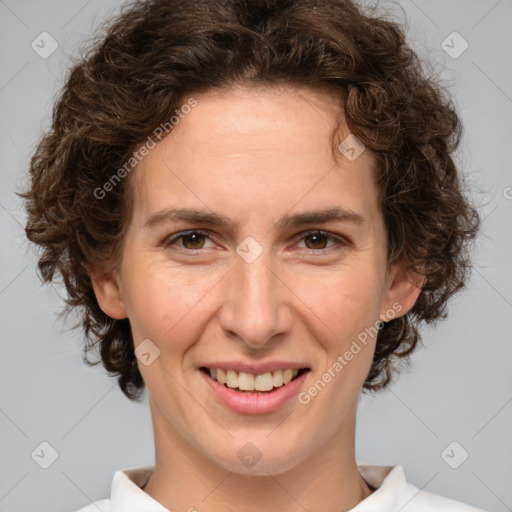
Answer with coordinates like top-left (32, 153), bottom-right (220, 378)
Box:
top-left (199, 366), bottom-right (311, 415)
top-left (201, 367), bottom-right (309, 393)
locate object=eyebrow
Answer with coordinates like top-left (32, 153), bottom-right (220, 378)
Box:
top-left (144, 206), bottom-right (365, 230)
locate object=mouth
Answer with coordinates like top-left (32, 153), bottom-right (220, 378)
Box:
top-left (200, 366), bottom-right (310, 394)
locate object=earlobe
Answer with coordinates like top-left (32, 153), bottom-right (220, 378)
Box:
top-left (89, 268), bottom-right (128, 320)
top-left (381, 263), bottom-right (425, 320)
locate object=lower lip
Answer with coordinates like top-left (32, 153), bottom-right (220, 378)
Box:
top-left (200, 369), bottom-right (309, 415)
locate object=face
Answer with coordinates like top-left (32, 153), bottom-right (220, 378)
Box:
top-left (92, 83), bottom-right (421, 475)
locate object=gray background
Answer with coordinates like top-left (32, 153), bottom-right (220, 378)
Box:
top-left (0, 0), bottom-right (511, 510)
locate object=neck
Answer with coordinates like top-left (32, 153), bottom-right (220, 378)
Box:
top-left (142, 398), bottom-right (375, 511)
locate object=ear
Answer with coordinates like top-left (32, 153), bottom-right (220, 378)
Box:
top-left (89, 266), bottom-right (128, 320)
top-left (380, 262), bottom-right (425, 321)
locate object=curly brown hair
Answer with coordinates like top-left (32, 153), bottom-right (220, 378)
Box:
top-left (19, 0), bottom-right (480, 402)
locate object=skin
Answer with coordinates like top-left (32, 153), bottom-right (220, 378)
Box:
top-left (91, 83), bottom-right (423, 511)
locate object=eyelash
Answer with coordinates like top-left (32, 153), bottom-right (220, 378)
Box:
top-left (162, 229), bottom-right (348, 255)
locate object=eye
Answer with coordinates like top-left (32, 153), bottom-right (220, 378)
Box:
top-left (162, 229), bottom-right (348, 255)
top-left (296, 230), bottom-right (348, 253)
top-left (162, 230), bottom-right (214, 251)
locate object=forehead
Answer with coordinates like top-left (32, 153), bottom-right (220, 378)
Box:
top-left (130, 84), bottom-right (379, 227)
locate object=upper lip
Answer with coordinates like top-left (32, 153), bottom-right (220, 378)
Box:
top-left (199, 361), bottom-right (311, 374)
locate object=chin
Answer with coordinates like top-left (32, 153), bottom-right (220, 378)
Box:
top-left (207, 443), bottom-right (305, 477)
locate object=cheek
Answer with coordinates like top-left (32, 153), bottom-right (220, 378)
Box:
top-left (121, 254), bottom-right (217, 342)
top-left (290, 264), bottom-right (384, 337)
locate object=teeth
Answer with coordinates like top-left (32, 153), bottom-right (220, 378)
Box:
top-left (226, 369), bottom-right (238, 389)
top-left (255, 372), bottom-right (273, 391)
top-left (273, 370), bottom-right (284, 387)
top-left (216, 368), bottom-right (227, 385)
top-left (207, 367), bottom-right (301, 391)
top-left (238, 371), bottom-right (255, 391)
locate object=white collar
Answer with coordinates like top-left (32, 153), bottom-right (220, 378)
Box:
top-left (108, 464), bottom-right (410, 511)
top-left (110, 465), bottom-right (167, 511)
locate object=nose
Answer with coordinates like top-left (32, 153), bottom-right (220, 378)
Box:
top-left (216, 250), bottom-right (293, 350)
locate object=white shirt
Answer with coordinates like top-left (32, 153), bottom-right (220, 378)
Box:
top-left (72, 464), bottom-right (487, 511)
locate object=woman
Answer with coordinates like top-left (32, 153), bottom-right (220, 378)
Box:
top-left (21, 0), bottom-right (484, 509)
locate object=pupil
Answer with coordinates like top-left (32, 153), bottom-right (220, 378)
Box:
top-left (306, 233), bottom-right (326, 249)
top-left (184, 232), bottom-right (204, 249)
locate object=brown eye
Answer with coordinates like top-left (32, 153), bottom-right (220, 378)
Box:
top-left (182, 233), bottom-right (205, 249)
top-left (163, 230), bottom-right (213, 251)
top-left (297, 230), bottom-right (346, 252)
top-left (303, 232), bottom-right (330, 250)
